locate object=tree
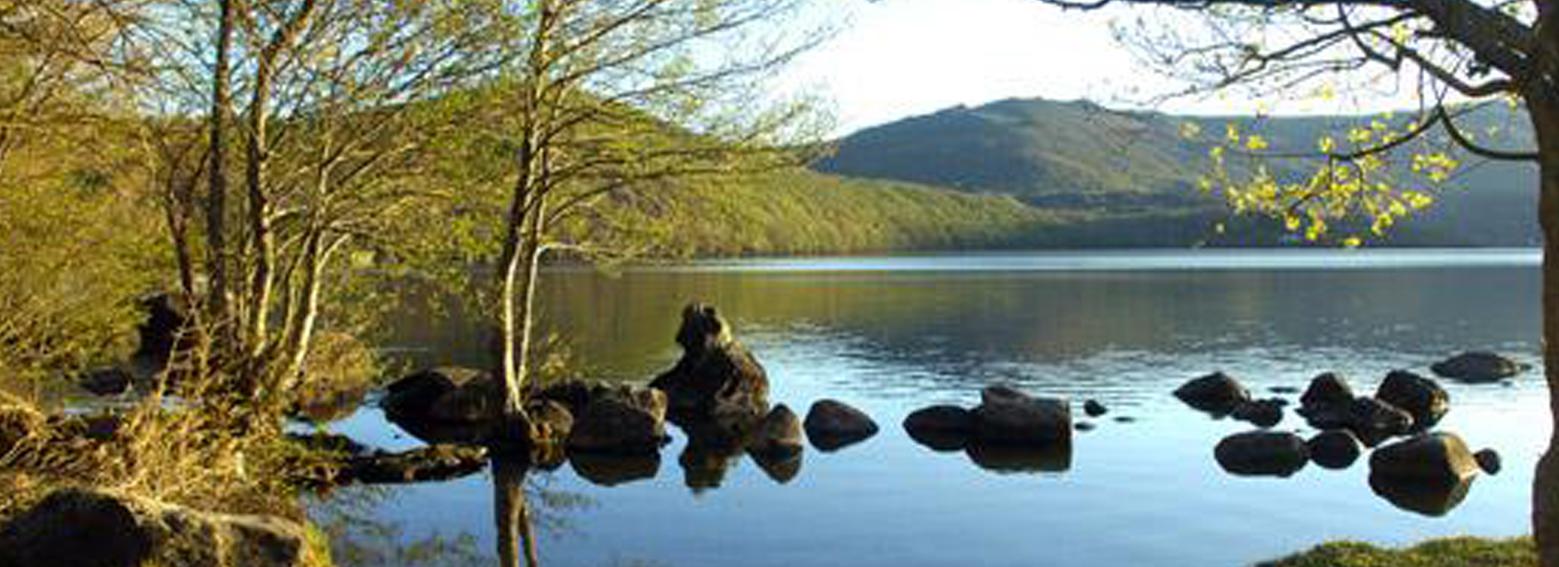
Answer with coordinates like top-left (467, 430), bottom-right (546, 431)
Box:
top-left (486, 0), bottom-right (826, 430)
top-left (1031, 0), bottom-right (1558, 560)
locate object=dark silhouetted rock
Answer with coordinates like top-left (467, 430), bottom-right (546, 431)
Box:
top-left (903, 405), bottom-right (974, 451)
top-left (749, 446), bottom-right (803, 484)
top-left (527, 399), bottom-right (574, 445)
top-left (803, 399), bottom-right (878, 451)
top-left (1300, 397), bottom-right (1414, 446)
top-left (1075, 421), bottom-right (1096, 432)
top-left (1431, 351), bottom-right (1529, 383)
top-left (1113, 415), bottom-right (1136, 423)
top-left (382, 367), bottom-right (503, 424)
top-left (1214, 431), bottom-right (1309, 477)
top-left (1474, 449), bottom-right (1502, 475)
top-left (966, 442), bottom-right (1071, 474)
top-left (1369, 433), bottom-right (1480, 516)
top-left (80, 367), bottom-right (133, 396)
top-left (1300, 372), bottom-right (1354, 412)
top-left (972, 385), bottom-right (1071, 446)
top-left (1231, 398), bottom-right (1284, 428)
top-left (1375, 370), bottom-right (1449, 430)
top-left (649, 303), bottom-right (770, 419)
top-left (341, 444), bottom-right (488, 484)
top-left (536, 379), bottom-right (597, 416)
top-left (0, 488), bottom-right (316, 567)
top-left (567, 386), bottom-right (667, 455)
top-left (1371, 433), bottom-right (1480, 485)
top-left (1269, 386), bottom-right (1300, 394)
top-left (1307, 430), bottom-right (1362, 469)
top-left (1174, 372), bottom-right (1250, 414)
top-left (749, 404), bottom-right (804, 456)
top-left (570, 452), bottom-right (661, 486)
top-left (1083, 399), bottom-right (1108, 417)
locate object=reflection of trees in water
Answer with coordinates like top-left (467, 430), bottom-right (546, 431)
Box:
top-left (311, 458), bottom-right (594, 567)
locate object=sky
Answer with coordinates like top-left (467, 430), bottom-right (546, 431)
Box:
top-left (782, 0), bottom-right (1418, 136)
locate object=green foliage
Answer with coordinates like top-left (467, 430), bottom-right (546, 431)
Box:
top-left (1259, 537), bottom-right (1536, 567)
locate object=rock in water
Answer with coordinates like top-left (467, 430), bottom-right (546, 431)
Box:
top-left (1173, 372), bottom-right (1250, 415)
top-left (1307, 430), bottom-right (1362, 469)
top-left (1375, 370), bottom-right (1449, 430)
top-left (903, 405), bottom-right (974, 451)
top-left (341, 445), bottom-right (489, 484)
top-left (1474, 449), bottom-right (1502, 475)
top-left (567, 386), bottom-right (668, 455)
top-left (750, 404), bottom-right (804, 456)
top-left (1214, 431), bottom-right (1309, 477)
top-left (1431, 351), bottom-right (1528, 383)
top-left (971, 384), bottom-right (1071, 446)
top-left (381, 367), bottom-right (503, 424)
top-left (649, 303), bottom-right (770, 419)
top-left (1083, 399), bottom-right (1108, 417)
top-left (1231, 398), bottom-right (1284, 428)
top-left (1369, 433), bottom-right (1481, 516)
top-left (803, 399), bottom-right (879, 451)
top-left (1370, 433), bottom-right (1480, 485)
top-left (0, 489), bottom-right (317, 567)
top-left (1300, 372), bottom-right (1354, 412)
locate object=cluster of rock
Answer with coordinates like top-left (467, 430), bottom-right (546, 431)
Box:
top-left (902, 384), bottom-right (1073, 472)
top-left (377, 303), bottom-right (882, 490)
top-left (1175, 366), bottom-right (1502, 516)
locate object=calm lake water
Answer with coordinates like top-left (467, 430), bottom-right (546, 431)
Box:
top-left (310, 248), bottom-right (1549, 566)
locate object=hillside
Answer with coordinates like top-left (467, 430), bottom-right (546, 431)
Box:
top-left (815, 98), bottom-right (1541, 246)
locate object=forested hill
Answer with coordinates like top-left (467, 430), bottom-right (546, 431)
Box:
top-left (813, 98), bottom-right (1542, 247)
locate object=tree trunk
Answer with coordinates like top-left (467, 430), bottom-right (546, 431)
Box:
top-left (493, 456), bottom-right (540, 567)
top-left (496, 177), bottom-right (533, 418)
top-left (1531, 87), bottom-right (1559, 566)
top-left (205, 0), bottom-right (234, 335)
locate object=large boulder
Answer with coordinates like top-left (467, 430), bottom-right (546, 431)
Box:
top-left (1370, 433), bottom-right (1480, 485)
top-left (1374, 370), bottom-right (1449, 430)
top-left (1299, 396), bottom-right (1414, 447)
top-left (748, 404), bottom-right (805, 456)
top-left (1369, 433), bottom-right (1480, 516)
top-left (566, 386), bottom-right (667, 455)
top-left (971, 385), bottom-right (1071, 446)
top-left (381, 367), bottom-right (504, 424)
top-left (649, 303), bottom-right (770, 419)
top-left (1174, 372), bottom-right (1250, 415)
top-left (1431, 351), bottom-right (1528, 383)
top-left (0, 488), bottom-right (319, 567)
top-left (1300, 372), bottom-right (1354, 412)
top-left (1214, 431), bottom-right (1309, 477)
top-left (903, 405), bottom-right (975, 451)
top-left (803, 399), bottom-right (879, 451)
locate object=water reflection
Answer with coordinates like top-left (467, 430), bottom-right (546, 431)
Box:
top-left (1369, 472), bottom-right (1475, 517)
top-left (965, 442), bottom-right (1072, 474)
top-left (569, 452), bottom-right (661, 487)
top-left (493, 456), bottom-right (539, 567)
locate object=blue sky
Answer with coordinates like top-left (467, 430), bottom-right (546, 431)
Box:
top-left (784, 0), bottom-right (1418, 136)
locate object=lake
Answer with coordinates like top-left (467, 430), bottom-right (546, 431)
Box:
top-left (311, 248), bottom-right (1548, 566)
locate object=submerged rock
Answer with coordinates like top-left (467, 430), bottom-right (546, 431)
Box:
top-left (749, 404), bottom-right (805, 456)
top-left (1230, 398), bottom-right (1284, 428)
top-left (903, 405), bottom-right (974, 452)
top-left (0, 488), bottom-right (318, 567)
top-left (567, 385), bottom-right (668, 455)
top-left (1431, 351), bottom-right (1529, 383)
top-left (570, 452), bottom-right (661, 487)
top-left (1174, 372), bottom-right (1250, 415)
top-left (1083, 399), bottom-right (1108, 417)
top-left (971, 384), bottom-right (1071, 446)
top-left (1306, 430), bottom-right (1362, 470)
top-left (966, 442), bottom-right (1071, 474)
top-left (803, 399), bottom-right (879, 452)
top-left (1374, 370), bottom-right (1449, 430)
top-left (341, 444), bottom-right (489, 484)
top-left (1474, 449), bottom-right (1502, 475)
top-left (649, 303), bottom-right (770, 419)
top-left (1214, 431), bottom-right (1309, 477)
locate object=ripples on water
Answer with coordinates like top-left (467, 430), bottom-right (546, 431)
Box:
top-left (312, 249), bottom-right (1547, 567)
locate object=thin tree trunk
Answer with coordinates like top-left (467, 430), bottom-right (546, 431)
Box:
top-left (1534, 109), bottom-right (1559, 567)
top-left (205, 0), bottom-right (234, 335)
top-left (497, 177), bottom-right (534, 417)
top-left (246, 60), bottom-right (277, 360)
top-left (494, 456), bottom-right (540, 567)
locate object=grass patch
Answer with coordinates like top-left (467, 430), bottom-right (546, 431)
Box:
top-left (1260, 536), bottom-right (1536, 567)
